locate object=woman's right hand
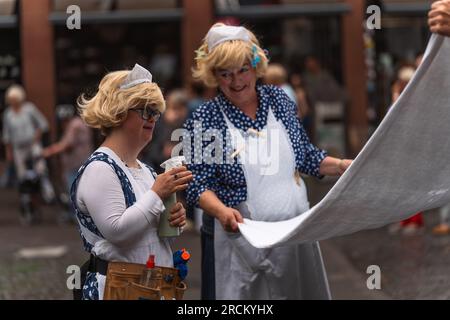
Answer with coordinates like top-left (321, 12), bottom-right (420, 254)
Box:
top-left (216, 207), bottom-right (244, 233)
top-left (151, 166), bottom-right (193, 200)
top-left (429, 0), bottom-right (450, 37)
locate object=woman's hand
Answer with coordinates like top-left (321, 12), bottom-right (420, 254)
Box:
top-left (33, 128), bottom-right (43, 144)
top-left (338, 159), bottom-right (353, 175)
top-left (151, 166), bottom-right (193, 200)
top-left (42, 146), bottom-right (55, 158)
top-left (198, 190), bottom-right (243, 233)
top-left (429, 0), bottom-right (450, 37)
top-left (216, 207), bottom-right (244, 233)
top-left (319, 156), bottom-right (353, 176)
top-left (168, 202), bottom-right (186, 228)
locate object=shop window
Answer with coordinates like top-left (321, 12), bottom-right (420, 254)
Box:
top-left (53, 0), bottom-right (181, 12)
top-left (53, 0), bottom-right (113, 12)
top-left (367, 0), bottom-right (430, 125)
top-left (54, 22), bottom-right (181, 105)
top-left (116, 0), bottom-right (180, 10)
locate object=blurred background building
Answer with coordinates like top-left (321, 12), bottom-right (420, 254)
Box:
top-left (0, 0), bottom-right (433, 160)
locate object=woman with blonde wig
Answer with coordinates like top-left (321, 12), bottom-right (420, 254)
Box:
top-left (184, 24), bottom-right (352, 299)
top-left (72, 64), bottom-right (192, 300)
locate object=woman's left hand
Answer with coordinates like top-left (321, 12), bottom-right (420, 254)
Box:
top-left (168, 202), bottom-right (187, 228)
top-left (319, 156), bottom-right (353, 176)
top-left (338, 159), bottom-right (353, 175)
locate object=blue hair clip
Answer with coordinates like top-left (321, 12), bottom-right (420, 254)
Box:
top-left (251, 45), bottom-right (261, 68)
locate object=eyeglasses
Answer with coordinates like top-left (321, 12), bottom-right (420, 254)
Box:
top-left (215, 64), bottom-right (251, 81)
top-left (130, 107), bottom-right (161, 121)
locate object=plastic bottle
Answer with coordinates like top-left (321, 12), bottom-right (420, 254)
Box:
top-left (158, 156), bottom-right (186, 237)
top-left (140, 254), bottom-right (156, 288)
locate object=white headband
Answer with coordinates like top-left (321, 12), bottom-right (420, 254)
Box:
top-left (120, 63), bottom-right (153, 89)
top-left (206, 25), bottom-right (251, 51)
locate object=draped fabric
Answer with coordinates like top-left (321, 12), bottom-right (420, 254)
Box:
top-left (240, 35), bottom-right (450, 248)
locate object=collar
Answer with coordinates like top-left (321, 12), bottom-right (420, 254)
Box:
top-left (217, 85), bottom-right (270, 131)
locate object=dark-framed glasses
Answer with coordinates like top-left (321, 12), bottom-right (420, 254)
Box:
top-left (131, 107), bottom-right (161, 121)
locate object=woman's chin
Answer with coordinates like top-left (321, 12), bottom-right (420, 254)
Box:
top-left (145, 134), bottom-right (153, 142)
top-left (142, 131), bottom-right (153, 143)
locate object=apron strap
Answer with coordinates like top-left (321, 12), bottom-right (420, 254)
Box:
top-left (70, 152), bottom-right (137, 252)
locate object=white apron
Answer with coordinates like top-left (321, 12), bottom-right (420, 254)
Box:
top-left (214, 107), bottom-right (331, 300)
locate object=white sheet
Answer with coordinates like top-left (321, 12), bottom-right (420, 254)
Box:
top-left (239, 35), bottom-right (450, 249)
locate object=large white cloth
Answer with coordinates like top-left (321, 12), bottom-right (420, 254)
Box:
top-left (239, 34), bottom-right (450, 249)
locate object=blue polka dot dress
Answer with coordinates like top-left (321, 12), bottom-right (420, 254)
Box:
top-left (183, 84), bottom-right (327, 210)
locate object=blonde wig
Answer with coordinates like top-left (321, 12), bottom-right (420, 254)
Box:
top-left (78, 70), bottom-right (165, 135)
top-left (193, 23), bottom-right (269, 88)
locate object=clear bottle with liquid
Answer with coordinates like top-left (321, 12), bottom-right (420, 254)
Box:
top-left (158, 156), bottom-right (186, 237)
top-left (140, 254), bottom-right (157, 288)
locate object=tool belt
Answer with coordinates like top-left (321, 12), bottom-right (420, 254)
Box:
top-left (103, 260), bottom-right (187, 300)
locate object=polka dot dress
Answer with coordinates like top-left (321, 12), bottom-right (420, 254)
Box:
top-left (183, 85), bottom-right (327, 208)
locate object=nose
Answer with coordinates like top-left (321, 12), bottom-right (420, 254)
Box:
top-left (230, 73), bottom-right (242, 86)
top-left (146, 116), bottom-right (157, 124)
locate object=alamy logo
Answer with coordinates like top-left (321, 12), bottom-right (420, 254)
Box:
top-left (366, 265), bottom-right (381, 290)
top-left (66, 5), bottom-right (81, 30)
top-left (171, 122), bottom-right (281, 176)
top-left (366, 5), bottom-right (381, 30)
top-left (66, 265), bottom-right (81, 290)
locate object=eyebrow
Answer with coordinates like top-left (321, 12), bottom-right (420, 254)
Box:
top-left (217, 64), bottom-right (250, 73)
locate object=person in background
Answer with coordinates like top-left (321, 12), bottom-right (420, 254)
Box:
top-left (143, 89), bottom-right (189, 171)
top-left (302, 56), bottom-right (346, 106)
top-left (432, 204), bottom-right (450, 235)
top-left (290, 72), bottom-right (313, 136)
top-left (388, 66), bottom-right (425, 235)
top-left (415, 53), bottom-right (423, 69)
top-left (0, 158), bottom-right (16, 188)
top-left (391, 66), bottom-right (415, 103)
top-left (263, 63), bottom-right (297, 105)
top-left (2, 85), bottom-right (55, 213)
top-left (187, 81), bottom-right (208, 118)
top-left (43, 104), bottom-right (93, 223)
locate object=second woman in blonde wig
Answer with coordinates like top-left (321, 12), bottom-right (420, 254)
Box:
top-left (184, 24), bottom-right (352, 300)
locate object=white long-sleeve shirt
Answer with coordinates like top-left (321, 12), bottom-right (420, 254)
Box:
top-left (75, 147), bottom-right (173, 267)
